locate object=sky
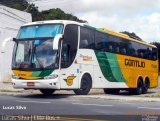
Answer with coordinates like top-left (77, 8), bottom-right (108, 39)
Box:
top-left (30, 0), bottom-right (160, 43)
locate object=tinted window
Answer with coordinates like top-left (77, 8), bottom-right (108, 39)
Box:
top-left (130, 41), bottom-right (157, 60)
top-left (80, 27), bottom-right (157, 60)
top-left (108, 35), bottom-right (128, 54)
top-left (61, 24), bottom-right (78, 68)
top-left (107, 35), bottom-right (118, 53)
top-left (131, 42), bottom-right (140, 57)
top-left (152, 48), bottom-right (158, 60)
top-left (95, 32), bottom-right (109, 51)
top-left (80, 27), bottom-right (95, 49)
top-left (145, 47), bottom-right (152, 59)
top-left (119, 39), bottom-right (130, 55)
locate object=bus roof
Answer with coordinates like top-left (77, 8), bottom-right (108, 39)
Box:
top-left (23, 20), bottom-right (85, 26)
top-left (22, 20), bottom-right (156, 48)
top-left (99, 27), bottom-right (156, 48)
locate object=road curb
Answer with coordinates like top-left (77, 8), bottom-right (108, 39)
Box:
top-left (72, 95), bottom-right (160, 102)
top-left (0, 87), bottom-right (160, 102)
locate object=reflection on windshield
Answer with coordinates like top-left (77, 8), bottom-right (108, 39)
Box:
top-left (17, 24), bottom-right (63, 39)
top-left (33, 39), bottom-right (58, 69)
top-left (14, 41), bottom-right (32, 69)
top-left (12, 39), bottom-right (59, 70)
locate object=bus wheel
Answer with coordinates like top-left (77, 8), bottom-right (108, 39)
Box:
top-left (104, 89), bottom-right (120, 94)
top-left (39, 89), bottom-right (56, 95)
top-left (74, 74), bottom-right (92, 95)
top-left (142, 79), bottom-right (149, 94)
top-left (134, 79), bottom-right (143, 95)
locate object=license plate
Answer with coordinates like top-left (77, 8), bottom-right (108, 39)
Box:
top-left (27, 82), bottom-right (35, 86)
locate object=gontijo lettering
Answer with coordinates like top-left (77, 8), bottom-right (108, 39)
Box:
top-left (125, 59), bottom-right (145, 68)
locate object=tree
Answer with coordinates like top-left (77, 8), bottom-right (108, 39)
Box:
top-left (0, 0), bottom-right (28, 11)
top-left (26, 3), bottom-right (43, 22)
top-left (0, 0), bottom-right (40, 21)
top-left (0, 0), bottom-right (87, 23)
top-left (41, 8), bottom-right (87, 23)
top-left (120, 31), bottom-right (142, 41)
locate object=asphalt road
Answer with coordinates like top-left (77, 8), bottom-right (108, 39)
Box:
top-left (0, 94), bottom-right (160, 121)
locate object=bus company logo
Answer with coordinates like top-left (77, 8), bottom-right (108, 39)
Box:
top-left (64, 76), bottom-right (76, 86)
top-left (18, 74), bottom-right (26, 77)
top-left (80, 54), bottom-right (92, 61)
top-left (125, 59), bottom-right (145, 68)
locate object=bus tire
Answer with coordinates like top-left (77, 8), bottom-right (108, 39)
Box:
top-left (104, 89), bottom-right (120, 94)
top-left (39, 89), bottom-right (55, 95)
top-left (142, 79), bottom-right (150, 94)
top-left (134, 79), bottom-right (143, 95)
top-left (74, 74), bottom-right (92, 95)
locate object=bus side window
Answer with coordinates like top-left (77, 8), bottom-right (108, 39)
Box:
top-left (127, 43), bottom-right (133, 56)
top-left (80, 27), bottom-right (94, 49)
top-left (152, 48), bottom-right (158, 60)
top-left (121, 48), bottom-right (126, 55)
top-left (144, 48), bottom-right (150, 59)
top-left (148, 52), bottom-right (152, 60)
top-left (95, 32), bottom-right (109, 51)
top-left (116, 46), bottom-right (120, 53)
top-left (137, 50), bottom-right (142, 58)
top-left (141, 52), bottom-right (144, 58)
top-left (80, 39), bottom-right (89, 48)
top-left (109, 45), bottom-right (113, 52)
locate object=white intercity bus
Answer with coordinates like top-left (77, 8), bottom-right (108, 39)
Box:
top-left (2, 20), bottom-right (158, 95)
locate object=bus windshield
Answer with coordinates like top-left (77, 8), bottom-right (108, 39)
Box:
top-left (17, 24), bottom-right (63, 39)
top-left (12, 24), bottom-right (63, 70)
top-left (12, 39), bottom-right (59, 70)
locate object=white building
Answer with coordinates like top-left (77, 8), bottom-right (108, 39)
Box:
top-left (0, 5), bottom-right (32, 82)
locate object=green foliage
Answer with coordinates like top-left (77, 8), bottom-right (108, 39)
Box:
top-left (120, 31), bottom-right (142, 41)
top-left (40, 8), bottom-right (87, 22)
top-left (0, 0), bottom-right (28, 10)
top-left (26, 3), bottom-right (42, 22)
top-left (0, 0), bottom-right (87, 23)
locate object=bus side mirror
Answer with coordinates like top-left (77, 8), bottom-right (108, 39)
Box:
top-left (53, 34), bottom-right (63, 50)
top-left (1, 37), bottom-right (16, 53)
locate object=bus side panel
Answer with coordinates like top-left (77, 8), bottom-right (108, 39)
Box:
top-left (149, 60), bottom-right (158, 88)
top-left (77, 49), bottom-right (94, 87)
top-left (93, 50), bottom-right (128, 88)
top-left (78, 49), bottom-right (128, 89)
top-left (116, 55), bottom-right (158, 88)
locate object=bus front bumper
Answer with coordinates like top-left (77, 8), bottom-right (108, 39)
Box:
top-left (12, 78), bottom-right (60, 89)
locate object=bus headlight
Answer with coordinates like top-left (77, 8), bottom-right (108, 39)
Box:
top-left (12, 75), bottom-right (19, 79)
top-left (44, 74), bottom-right (58, 79)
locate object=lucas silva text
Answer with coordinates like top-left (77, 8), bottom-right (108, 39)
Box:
top-left (2, 105), bottom-right (27, 110)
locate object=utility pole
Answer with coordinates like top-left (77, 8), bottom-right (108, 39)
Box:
top-left (24, 0), bottom-right (32, 12)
